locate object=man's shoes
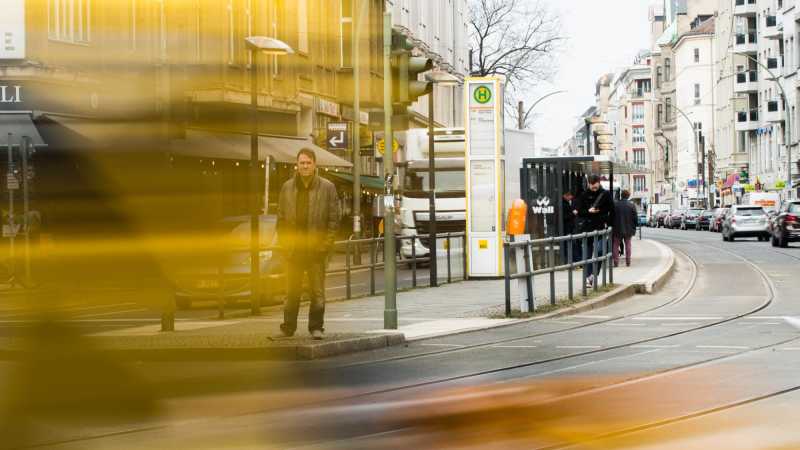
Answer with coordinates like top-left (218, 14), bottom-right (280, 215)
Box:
top-left (585, 275), bottom-right (594, 289)
top-left (626, 260), bottom-right (631, 267)
top-left (273, 324), bottom-right (294, 339)
top-left (613, 261), bottom-right (619, 268)
top-left (311, 329), bottom-right (324, 340)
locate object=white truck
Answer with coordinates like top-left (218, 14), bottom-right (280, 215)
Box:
top-left (399, 128), bottom-right (467, 259)
top-left (742, 192), bottom-right (781, 213)
top-left (398, 128), bottom-right (536, 259)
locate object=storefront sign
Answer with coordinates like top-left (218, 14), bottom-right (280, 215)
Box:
top-left (0, 0), bottom-right (25, 60)
top-left (0, 85), bottom-right (22, 103)
top-left (531, 197), bottom-right (555, 215)
top-left (316, 98), bottom-right (340, 118)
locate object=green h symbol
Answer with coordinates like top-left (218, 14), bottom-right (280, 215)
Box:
top-left (474, 86), bottom-right (492, 104)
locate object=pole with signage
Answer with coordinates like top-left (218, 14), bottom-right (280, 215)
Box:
top-left (465, 77), bottom-right (505, 277)
top-left (382, 12), bottom-right (397, 329)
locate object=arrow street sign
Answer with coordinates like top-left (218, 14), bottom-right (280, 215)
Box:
top-left (327, 122), bottom-right (349, 150)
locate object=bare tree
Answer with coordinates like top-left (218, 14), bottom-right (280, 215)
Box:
top-left (469, 0), bottom-right (563, 87)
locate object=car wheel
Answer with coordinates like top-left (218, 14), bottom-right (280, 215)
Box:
top-left (729, 234), bottom-right (735, 242)
top-left (175, 296), bottom-right (192, 310)
top-left (772, 234), bottom-right (778, 247)
top-left (780, 234), bottom-right (789, 248)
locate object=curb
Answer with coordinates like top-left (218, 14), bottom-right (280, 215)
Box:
top-left (0, 332), bottom-right (405, 362)
top-left (408, 239), bottom-right (677, 342)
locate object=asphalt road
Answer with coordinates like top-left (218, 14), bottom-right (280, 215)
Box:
top-left (5, 228), bottom-right (800, 449)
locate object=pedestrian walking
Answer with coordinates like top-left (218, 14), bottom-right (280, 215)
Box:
top-left (276, 148), bottom-right (341, 340)
top-left (575, 175), bottom-right (614, 289)
top-left (612, 190), bottom-right (638, 267)
top-left (561, 191), bottom-right (579, 263)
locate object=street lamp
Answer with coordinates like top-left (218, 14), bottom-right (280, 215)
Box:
top-left (245, 35), bottom-right (294, 315)
top-left (424, 71), bottom-right (461, 287)
top-left (520, 90), bottom-right (567, 130)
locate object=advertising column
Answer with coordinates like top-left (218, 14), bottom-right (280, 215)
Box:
top-left (465, 77), bottom-right (505, 277)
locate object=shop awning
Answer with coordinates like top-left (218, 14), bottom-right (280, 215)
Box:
top-left (326, 171), bottom-right (385, 192)
top-left (0, 114), bottom-right (47, 148)
top-left (170, 129), bottom-right (352, 168)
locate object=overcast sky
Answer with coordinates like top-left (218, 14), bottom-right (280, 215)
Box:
top-left (531, 0), bottom-right (654, 150)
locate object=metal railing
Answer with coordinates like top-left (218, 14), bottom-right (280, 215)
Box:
top-left (327, 232), bottom-right (467, 300)
top-left (502, 229), bottom-right (613, 317)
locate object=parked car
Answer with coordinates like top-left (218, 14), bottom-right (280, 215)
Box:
top-left (172, 215), bottom-right (287, 309)
top-left (721, 206), bottom-right (770, 242)
top-left (665, 209), bottom-right (686, 229)
top-left (770, 201), bottom-right (800, 247)
top-left (709, 208), bottom-right (728, 232)
top-left (651, 210), bottom-right (670, 228)
top-left (695, 210), bottom-right (715, 230)
top-left (681, 208), bottom-right (705, 230)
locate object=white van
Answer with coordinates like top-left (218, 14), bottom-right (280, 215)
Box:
top-left (741, 192), bottom-right (780, 213)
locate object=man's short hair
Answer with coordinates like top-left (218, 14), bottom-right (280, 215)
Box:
top-left (297, 148), bottom-right (317, 162)
top-left (587, 175), bottom-right (602, 185)
top-left (621, 189), bottom-right (631, 199)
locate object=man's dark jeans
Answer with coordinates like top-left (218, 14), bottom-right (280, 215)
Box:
top-left (281, 253), bottom-right (327, 335)
top-left (582, 235), bottom-right (606, 282)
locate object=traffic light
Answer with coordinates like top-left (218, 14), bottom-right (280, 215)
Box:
top-left (391, 30), bottom-right (432, 105)
top-left (739, 165), bottom-right (750, 184)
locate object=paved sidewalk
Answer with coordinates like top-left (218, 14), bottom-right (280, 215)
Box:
top-left (72, 238), bottom-right (673, 358)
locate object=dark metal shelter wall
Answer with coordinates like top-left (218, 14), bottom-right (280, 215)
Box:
top-left (521, 157), bottom-right (617, 239)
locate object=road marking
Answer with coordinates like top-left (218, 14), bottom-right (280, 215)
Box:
top-left (607, 323), bottom-right (643, 327)
top-left (632, 316), bottom-right (722, 321)
top-left (557, 345), bottom-right (602, 349)
top-left (546, 321), bottom-right (582, 325)
top-left (73, 308), bottom-right (149, 319)
top-left (573, 315), bottom-right (611, 319)
top-left (630, 344), bottom-right (681, 349)
top-left (696, 345), bottom-right (751, 350)
top-left (522, 349), bottom-right (663, 379)
top-left (491, 345), bottom-right (538, 349)
top-left (658, 323), bottom-right (700, 327)
top-left (419, 343), bottom-right (465, 348)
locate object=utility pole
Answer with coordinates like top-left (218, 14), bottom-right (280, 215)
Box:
top-left (352, 0), bottom-right (364, 264)
top-left (518, 101), bottom-right (524, 130)
top-left (382, 12), bottom-right (397, 330)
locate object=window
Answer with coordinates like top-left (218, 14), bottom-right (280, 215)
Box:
top-left (340, 0), bottom-right (353, 68)
top-left (666, 97), bottom-right (673, 123)
top-left (48, 0), bottom-right (91, 43)
top-left (633, 175), bottom-right (647, 192)
top-left (633, 149), bottom-right (646, 166)
top-left (694, 48), bottom-right (700, 63)
top-left (665, 58), bottom-right (671, 81)
top-left (632, 103), bottom-right (645, 123)
top-left (270, 0), bottom-right (281, 77)
top-left (656, 67), bottom-right (663, 88)
top-left (632, 126), bottom-right (645, 144)
top-left (694, 83), bottom-right (701, 105)
top-left (657, 104), bottom-right (663, 127)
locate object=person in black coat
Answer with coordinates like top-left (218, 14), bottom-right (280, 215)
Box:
top-left (561, 191), bottom-right (579, 263)
top-left (612, 190), bottom-right (638, 267)
top-left (575, 175), bottom-right (614, 288)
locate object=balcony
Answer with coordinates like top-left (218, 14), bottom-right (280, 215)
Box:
top-left (766, 57), bottom-right (783, 80)
top-left (734, 32), bottom-right (758, 54)
top-left (736, 109), bottom-right (759, 132)
top-left (764, 15), bottom-right (783, 39)
top-left (734, 0), bottom-right (758, 16)
top-left (766, 100), bottom-right (784, 123)
top-left (734, 70), bottom-right (759, 93)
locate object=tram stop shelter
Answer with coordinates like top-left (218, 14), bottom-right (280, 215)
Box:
top-left (520, 155), bottom-right (650, 240)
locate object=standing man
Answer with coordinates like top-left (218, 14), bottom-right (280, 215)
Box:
top-left (561, 191), bottom-right (578, 263)
top-left (612, 190), bottom-right (638, 267)
top-left (277, 149), bottom-right (341, 339)
top-left (576, 175), bottom-right (614, 288)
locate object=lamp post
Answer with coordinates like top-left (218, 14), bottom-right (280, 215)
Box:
top-left (245, 36), bottom-right (293, 315)
top-left (520, 90), bottom-right (567, 130)
top-left (729, 50), bottom-right (792, 198)
top-left (424, 71), bottom-right (461, 288)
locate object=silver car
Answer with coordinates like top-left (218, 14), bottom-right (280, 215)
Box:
top-left (722, 205), bottom-right (770, 242)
